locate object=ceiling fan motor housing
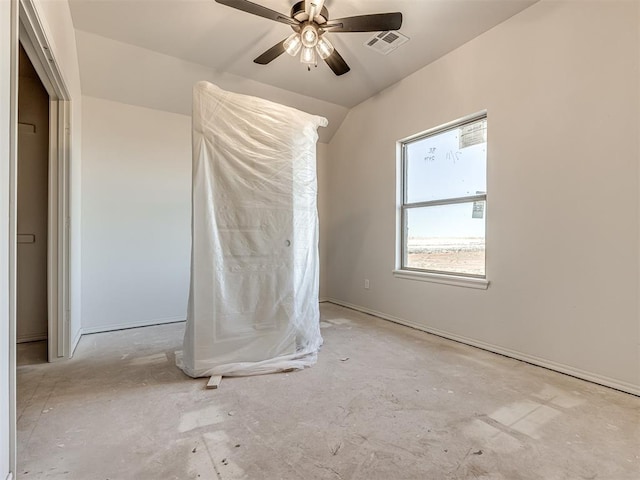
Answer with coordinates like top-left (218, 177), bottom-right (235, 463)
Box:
top-left (291, 1), bottom-right (328, 24)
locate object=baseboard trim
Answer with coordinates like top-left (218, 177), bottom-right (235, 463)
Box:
top-left (319, 297), bottom-right (330, 303)
top-left (325, 298), bottom-right (640, 397)
top-left (16, 333), bottom-right (46, 343)
top-left (70, 327), bottom-right (83, 357)
top-left (82, 316), bottom-right (186, 335)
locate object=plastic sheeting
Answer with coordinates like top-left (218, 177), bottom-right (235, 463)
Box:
top-left (176, 82), bottom-right (327, 378)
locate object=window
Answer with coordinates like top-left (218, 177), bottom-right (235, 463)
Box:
top-left (398, 114), bottom-right (487, 283)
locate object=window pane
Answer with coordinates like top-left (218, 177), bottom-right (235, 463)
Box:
top-left (405, 202), bottom-right (485, 276)
top-left (405, 119), bottom-right (486, 203)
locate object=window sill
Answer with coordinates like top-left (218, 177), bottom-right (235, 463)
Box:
top-left (392, 269), bottom-right (489, 290)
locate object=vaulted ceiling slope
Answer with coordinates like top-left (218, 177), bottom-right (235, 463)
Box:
top-left (69, 0), bottom-right (537, 141)
top-left (73, 30), bottom-right (348, 142)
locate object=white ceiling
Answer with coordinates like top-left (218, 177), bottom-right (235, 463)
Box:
top-left (68, 0), bottom-right (538, 109)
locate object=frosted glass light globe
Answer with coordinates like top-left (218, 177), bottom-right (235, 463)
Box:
top-left (301, 24), bottom-right (318, 48)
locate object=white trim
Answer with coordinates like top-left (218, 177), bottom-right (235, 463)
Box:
top-left (6, 0), bottom-right (19, 475)
top-left (70, 327), bottom-right (82, 357)
top-left (50, 99), bottom-right (71, 360)
top-left (324, 298), bottom-right (640, 397)
top-left (18, 0), bottom-right (70, 100)
top-left (81, 317), bottom-right (186, 335)
top-left (6, 472), bottom-right (14, 480)
top-left (398, 110), bottom-right (488, 144)
top-left (393, 269), bottom-right (489, 289)
top-left (319, 297), bottom-right (330, 303)
top-left (47, 100), bottom-right (61, 357)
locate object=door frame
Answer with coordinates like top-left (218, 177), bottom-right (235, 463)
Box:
top-left (18, 0), bottom-right (71, 362)
top-left (6, 0), bottom-right (73, 474)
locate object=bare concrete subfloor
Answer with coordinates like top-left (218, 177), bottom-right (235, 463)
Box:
top-left (17, 303), bottom-right (640, 479)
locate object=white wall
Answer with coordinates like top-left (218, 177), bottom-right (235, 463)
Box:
top-left (74, 30), bottom-right (348, 144)
top-left (1, 1), bottom-right (17, 476)
top-left (81, 96), bottom-right (191, 332)
top-left (326, 0), bottom-right (640, 394)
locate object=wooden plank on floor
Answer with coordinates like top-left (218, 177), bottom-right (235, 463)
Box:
top-left (206, 375), bottom-right (222, 389)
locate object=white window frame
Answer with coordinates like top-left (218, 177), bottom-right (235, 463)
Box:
top-left (393, 112), bottom-right (489, 290)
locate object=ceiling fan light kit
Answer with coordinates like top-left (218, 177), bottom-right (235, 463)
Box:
top-left (316, 36), bottom-right (334, 60)
top-left (215, 0), bottom-right (403, 76)
top-left (284, 32), bottom-right (302, 56)
top-left (286, 23), bottom-right (334, 68)
top-left (301, 24), bottom-right (318, 47)
top-left (300, 45), bottom-right (316, 66)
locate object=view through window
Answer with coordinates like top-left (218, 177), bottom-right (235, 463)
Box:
top-left (401, 115), bottom-right (487, 277)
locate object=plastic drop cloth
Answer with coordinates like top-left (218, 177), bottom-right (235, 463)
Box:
top-left (176, 82), bottom-right (327, 378)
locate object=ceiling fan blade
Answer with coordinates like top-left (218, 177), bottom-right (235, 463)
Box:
top-left (254, 40), bottom-right (287, 65)
top-left (324, 12), bottom-right (402, 33)
top-left (324, 49), bottom-right (350, 76)
top-left (215, 0), bottom-right (299, 26)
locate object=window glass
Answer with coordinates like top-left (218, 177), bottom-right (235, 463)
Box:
top-left (401, 115), bottom-right (487, 278)
top-left (404, 202), bottom-right (486, 276)
top-left (405, 119), bottom-right (487, 203)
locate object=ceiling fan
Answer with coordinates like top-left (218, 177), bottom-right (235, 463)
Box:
top-left (215, 0), bottom-right (403, 76)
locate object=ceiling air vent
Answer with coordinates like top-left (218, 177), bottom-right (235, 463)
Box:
top-left (364, 30), bottom-right (409, 55)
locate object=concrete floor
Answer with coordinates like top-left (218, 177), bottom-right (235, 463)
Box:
top-left (17, 303), bottom-right (640, 479)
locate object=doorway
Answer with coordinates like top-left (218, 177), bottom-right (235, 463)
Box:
top-left (19, 0), bottom-right (73, 363)
top-left (16, 43), bottom-right (49, 359)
